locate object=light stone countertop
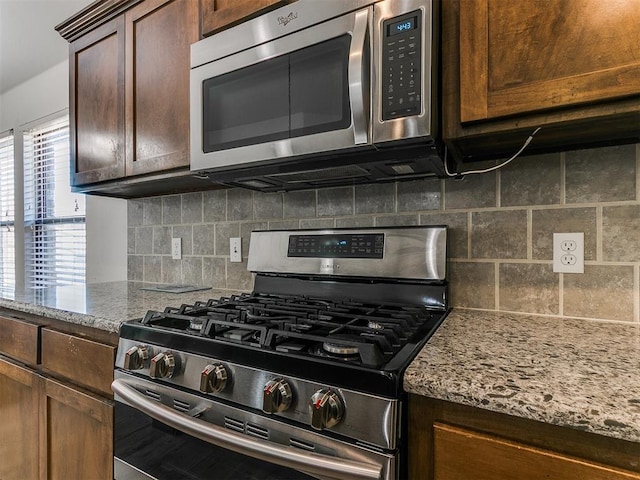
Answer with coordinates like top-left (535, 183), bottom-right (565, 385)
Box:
top-left (0, 281), bottom-right (239, 333)
top-left (2, 284), bottom-right (638, 445)
top-left (404, 309), bottom-right (640, 444)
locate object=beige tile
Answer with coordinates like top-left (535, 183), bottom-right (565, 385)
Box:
top-left (335, 216), bottom-right (375, 228)
top-left (203, 257), bottom-right (226, 289)
top-left (356, 183), bottom-right (395, 214)
top-left (420, 212), bottom-right (468, 259)
top-left (565, 144), bottom-right (636, 204)
top-left (449, 262), bottom-right (495, 309)
top-left (603, 205), bottom-right (640, 262)
top-left (499, 263), bottom-right (559, 315)
top-left (445, 173), bottom-right (496, 210)
top-left (501, 153), bottom-right (561, 206)
top-left (532, 208), bottom-right (597, 260)
top-left (227, 260), bottom-right (254, 291)
top-left (563, 265), bottom-right (634, 322)
top-left (471, 210), bottom-right (527, 259)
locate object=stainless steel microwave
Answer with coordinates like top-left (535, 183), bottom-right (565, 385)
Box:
top-left (190, 0), bottom-right (443, 192)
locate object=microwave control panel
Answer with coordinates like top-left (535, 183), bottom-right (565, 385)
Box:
top-left (381, 10), bottom-right (422, 121)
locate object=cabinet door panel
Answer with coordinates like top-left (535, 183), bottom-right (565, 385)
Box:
top-left (433, 423), bottom-right (640, 480)
top-left (43, 378), bottom-right (113, 480)
top-left (125, 0), bottom-right (199, 176)
top-left (460, 0), bottom-right (640, 122)
top-left (201, 0), bottom-right (289, 36)
top-left (0, 357), bottom-right (41, 480)
top-left (70, 17), bottom-right (126, 185)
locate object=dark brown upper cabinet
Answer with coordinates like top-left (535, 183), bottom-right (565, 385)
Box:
top-left (200, 0), bottom-right (292, 36)
top-left (443, 0), bottom-right (640, 163)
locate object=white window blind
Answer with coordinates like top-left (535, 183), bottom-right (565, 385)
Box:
top-left (0, 131), bottom-right (15, 290)
top-left (23, 116), bottom-right (86, 288)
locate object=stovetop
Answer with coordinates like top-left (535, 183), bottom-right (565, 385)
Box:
top-left (118, 227), bottom-right (449, 397)
top-left (138, 292), bottom-right (443, 368)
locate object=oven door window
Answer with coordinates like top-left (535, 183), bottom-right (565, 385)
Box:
top-left (115, 403), bottom-right (315, 480)
top-left (202, 35), bottom-right (351, 154)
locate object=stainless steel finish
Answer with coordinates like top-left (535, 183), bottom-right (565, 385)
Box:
top-left (262, 378), bottom-right (293, 414)
top-left (113, 373), bottom-right (395, 480)
top-left (310, 389), bottom-right (345, 430)
top-left (191, 0), bottom-right (382, 68)
top-left (372, 0), bottom-right (434, 144)
top-left (124, 345), bottom-right (149, 371)
top-left (247, 227), bottom-right (447, 281)
top-left (190, 6), bottom-right (372, 172)
top-left (149, 351), bottom-right (176, 379)
top-left (200, 363), bottom-right (228, 394)
top-left (114, 458), bottom-right (157, 480)
top-left (115, 338), bottom-right (398, 449)
top-left (190, 0), bottom-right (437, 180)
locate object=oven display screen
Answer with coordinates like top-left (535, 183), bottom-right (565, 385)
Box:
top-left (288, 234), bottom-right (384, 258)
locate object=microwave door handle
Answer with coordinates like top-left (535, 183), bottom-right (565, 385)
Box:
top-left (112, 379), bottom-right (383, 480)
top-left (349, 8), bottom-right (371, 145)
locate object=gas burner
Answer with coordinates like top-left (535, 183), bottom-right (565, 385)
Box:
top-left (188, 318), bottom-right (205, 332)
top-left (322, 334), bottom-right (361, 356)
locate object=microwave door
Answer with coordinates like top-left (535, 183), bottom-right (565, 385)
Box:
top-left (190, 8), bottom-right (372, 173)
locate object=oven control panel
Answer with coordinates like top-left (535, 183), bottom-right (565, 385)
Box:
top-left (287, 233), bottom-right (384, 259)
top-left (381, 10), bottom-right (422, 120)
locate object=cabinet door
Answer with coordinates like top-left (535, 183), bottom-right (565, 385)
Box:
top-left (200, 0), bottom-right (290, 36)
top-left (42, 378), bottom-right (113, 480)
top-left (460, 0), bottom-right (640, 123)
top-left (0, 315), bottom-right (41, 365)
top-left (433, 423), bottom-right (640, 480)
top-left (0, 357), bottom-right (41, 480)
top-left (124, 0), bottom-right (199, 177)
top-left (70, 17), bottom-right (126, 186)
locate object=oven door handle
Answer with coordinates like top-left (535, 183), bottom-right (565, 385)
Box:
top-left (112, 379), bottom-right (383, 480)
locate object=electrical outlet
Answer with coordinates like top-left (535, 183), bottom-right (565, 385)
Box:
top-left (171, 238), bottom-right (182, 260)
top-left (553, 233), bottom-right (584, 273)
top-left (230, 237), bottom-right (242, 263)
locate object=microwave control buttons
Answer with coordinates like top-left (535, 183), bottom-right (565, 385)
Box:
top-left (309, 389), bottom-right (344, 430)
top-left (262, 378), bottom-right (293, 414)
top-left (124, 345), bottom-right (149, 371)
top-left (149, 351), bottom-right (177, 379)
top-left (382, 11), bottom-right (422, 120)
top-left (200, 363), bottom-right (228, 394)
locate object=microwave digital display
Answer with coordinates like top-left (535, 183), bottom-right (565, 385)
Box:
top-left (388, 16), bottom-right (417, 36)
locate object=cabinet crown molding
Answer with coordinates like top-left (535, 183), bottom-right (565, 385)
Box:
top-left (55, 0), bottom-right (143, 41)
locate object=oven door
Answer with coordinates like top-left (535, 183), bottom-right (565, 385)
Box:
top-left (113, 371), bottom-right (395, 480)
top-left (189, 7), bottom-right (371, 173)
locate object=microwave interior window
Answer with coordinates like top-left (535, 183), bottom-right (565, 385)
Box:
top-left (202, 35), bottom-right (351, 154)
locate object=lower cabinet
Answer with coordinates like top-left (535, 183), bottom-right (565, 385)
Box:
top-left (0, 357), bottom-right (40, 480)
top-left (0, 314), bottom-right (116, 480)
top-left (408, 394), bottom-right (640, 480)
top-left (44, 378), bottom-right (113, 480)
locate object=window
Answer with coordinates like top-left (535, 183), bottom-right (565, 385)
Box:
top-left (23, 116), bottom-right (86, 288)
top-left (0, 131), bottom-right (15, 290)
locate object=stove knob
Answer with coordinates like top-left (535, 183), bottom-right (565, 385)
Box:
top-left (149, 351), bottom-right (177, 379)
top-left (200, 364), bottom-right (228, 394)
top-left (124, 345), bottom-right (149, 371)
top-left (262, 378), bottom-right (292, 414)
top-left (309, 389), bottom-right (344, 430)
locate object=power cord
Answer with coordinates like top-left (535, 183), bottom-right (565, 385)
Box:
top-left (444, 127), bottom-right (542, 178)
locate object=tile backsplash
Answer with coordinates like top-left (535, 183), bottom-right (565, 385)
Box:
top-left (128, 143), bottom-right (640, 323)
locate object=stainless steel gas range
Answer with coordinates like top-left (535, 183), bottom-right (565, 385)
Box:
top-left (113, 226), bottom-right (448, 480)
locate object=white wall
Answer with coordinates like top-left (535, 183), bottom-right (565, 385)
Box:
top-left (0, 60), bottom-right (128, 284)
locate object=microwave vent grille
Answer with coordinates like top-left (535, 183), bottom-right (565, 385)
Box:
top-left (267, 165), bottom-right (370, 184)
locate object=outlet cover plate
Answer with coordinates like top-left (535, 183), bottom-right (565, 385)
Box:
top-left (171, 238), bottom-right (182, 260)
top-left (553, 233), bottom-right (584, 273)
top-left (230, 237), bottom-right (242, 263)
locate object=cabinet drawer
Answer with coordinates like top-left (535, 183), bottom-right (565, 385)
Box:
top-left (41, 328), bottom-right (116, 398)
top-left (0, 315), bottom-right (41, 365)
top-left (434, 423), bottom-right (640, 480)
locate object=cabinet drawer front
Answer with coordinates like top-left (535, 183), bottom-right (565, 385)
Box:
top-left (0, 315), bottom-right (41, 365)
top-left (434, 423), bottom-right (640, 480)
top-left (41, 328), bottom-right (116, 398)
